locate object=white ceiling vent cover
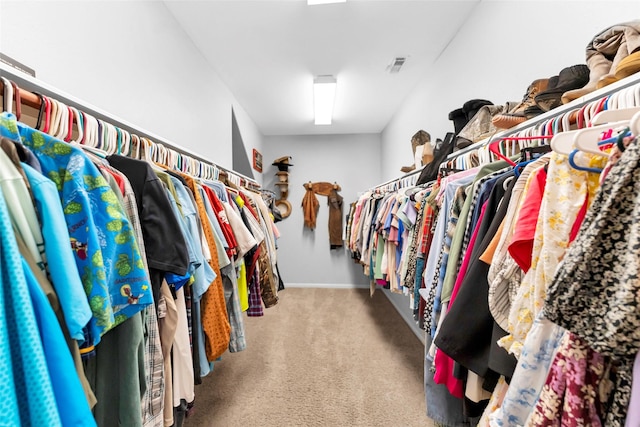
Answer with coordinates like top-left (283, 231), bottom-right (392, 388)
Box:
top-left (387, 57), bottom-right (407, 73)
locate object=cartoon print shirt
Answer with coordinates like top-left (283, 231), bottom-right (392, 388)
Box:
top-left (0, 113), bottom-right (152, 346)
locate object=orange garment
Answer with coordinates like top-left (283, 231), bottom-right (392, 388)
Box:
top-left (301, 182), bottom-right (340, 229)
top-left (479, 219), bottom-right (505, 265)
top-left (302, 184), bottom-right (319, 229)
top-left (181, 174), bottom-right (230, 360)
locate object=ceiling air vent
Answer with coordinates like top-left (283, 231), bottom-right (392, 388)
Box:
top-left (387, 56), bottom-right (407, 74)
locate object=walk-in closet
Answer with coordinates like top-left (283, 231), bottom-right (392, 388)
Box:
top-left (2, 1), bottom-right (640, 426)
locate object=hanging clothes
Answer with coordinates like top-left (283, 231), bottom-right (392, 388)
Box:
top-left (0, 88), bottom-right (284, 427)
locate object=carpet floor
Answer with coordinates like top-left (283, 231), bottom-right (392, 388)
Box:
top-left (185, 287), bottom-right (434, 427)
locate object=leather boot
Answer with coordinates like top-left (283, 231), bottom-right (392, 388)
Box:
top-left (561, 54), bottom-right (611, 104)
top-left (614, 49), bottom-right (640, 80)
top-left (492, 79), bottom-right (549, 129)
top-left (401, 130), bottom-right (431, 173)
top-left (532, 65), bottom-right (589, 110)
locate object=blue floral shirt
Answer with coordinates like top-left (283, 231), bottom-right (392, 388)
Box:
top-left (0, 113), bottom-right (152, 346)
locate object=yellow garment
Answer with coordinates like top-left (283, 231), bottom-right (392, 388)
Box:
top-left (499, 152), bottom-right (607, 357)
top-left (237, 260), bottom-right (249, 312)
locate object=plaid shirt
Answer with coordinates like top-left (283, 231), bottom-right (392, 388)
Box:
top-left (117, 173), bottom-right (164, 427)
top-left (247, 267), bottom-right (264, 316)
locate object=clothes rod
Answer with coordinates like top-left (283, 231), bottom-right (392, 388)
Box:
top-left (444, 71), bottom-right (640, 162)
top-left (0, 63), bottom-right (260, 188)
top-left (372, 167), bottom-right (423, 190)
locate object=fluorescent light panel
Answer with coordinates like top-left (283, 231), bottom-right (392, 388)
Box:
top-left (307, 0), bottom-right (346, 5)
top-left (314, 75), bottom-right (336, 125)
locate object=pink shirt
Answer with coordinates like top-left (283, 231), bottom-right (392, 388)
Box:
top-left (433, 200), bottom-right (488, 398)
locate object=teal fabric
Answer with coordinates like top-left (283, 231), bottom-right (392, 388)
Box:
top-left (0, 113), bottom-right (152, 346)
top-left (22, 163), bottom-right (92, 343)
top-left (22, 258), bottom-right (96, 427)
top-left (0, 188), bottom-right (61, 426)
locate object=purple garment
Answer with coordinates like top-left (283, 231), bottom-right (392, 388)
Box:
top-left (247, 269), bottom-right (264, 317)
top-left (626, 352), bottom-right (640, 427)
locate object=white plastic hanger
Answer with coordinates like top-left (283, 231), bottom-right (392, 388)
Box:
top-left (130, 134), bottom-right (141, 159)
top-left (48, 99), bottom-right (61, 137)
top-left (573, 120), bottom-right (628, 156)
top-left (1, 77), bottom-right (13, 114)
top-left (68, 107), bottom-right (84, 144)
top-left (591, 107), bottom-right (640, 125)
top-left (630, 109), bottom-right (640, 136)
top-left (121, 129), bottom-right (131, 156)
top-left (550, 108), bottom-right (582, 155)
top-left (58, 104), bottom-right (70, 141)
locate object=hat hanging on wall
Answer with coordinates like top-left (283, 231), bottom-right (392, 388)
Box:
top-left (274, 199), bottom-right (292, 218)
top-left (275, 171), bottom-right (289, 182)
top-left (272, 156), bottom-right (294, 172)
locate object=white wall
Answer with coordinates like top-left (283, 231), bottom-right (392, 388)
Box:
top-left (263, 133), bottom-right (382, 286)
top-left (0, 1), bottom-right (263, 183)
top-left (381, 0), bottom-right (640, 182)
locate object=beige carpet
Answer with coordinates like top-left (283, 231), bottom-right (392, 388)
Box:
top-left (185, 287), bottom-right (434, 427)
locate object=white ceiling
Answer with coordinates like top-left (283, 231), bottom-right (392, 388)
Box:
top-left (165, 0), bottom-right (479, 136)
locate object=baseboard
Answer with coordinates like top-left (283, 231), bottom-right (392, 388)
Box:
top-left (284, 283), bottom-right (370, 289)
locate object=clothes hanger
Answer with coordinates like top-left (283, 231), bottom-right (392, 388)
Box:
top-left (572, 120), bottom-right (628, 156)
top-left (53, 101), bottom-right (68, 140)
top-left (0, 77), bottom-right (13, 114)
top-left (488, 136), bottom-right (552, 166)
top-left (140, 137), bottom-right (151, 162)
top-left (629, 109), bottom-right (640, 138)
top-left (59, 102), bottom-right (70, 140)
top-left (130, 134), bottom-right (141, 159)
top-left (181, 154), bottom-right (188, 174)
top-left (81, 114), bottom-right (108, 158)
top-left (43, 96), bottom-right (52, 134)
top-left (63, 106), bottom-right (74, 142)
top-left (622, 83), bottom-right (639, 108)
top-left (594, 107), bottom-right (640, 125)
top-left (47, 98), bottom-right (59, 136)
top-left (85, 113), bottom-right (99, 148)
top-left (550, 108), bottom-right (586, 155)
top-left (568, 149), bottom-right (604, 173)
top-left (115, 127), bottom-right (122, 155)
top-left (9, 81), bottom-right (21, 121)
top-left (121, 129), bottom-right (131, 156)
top-left (108, 124), bottom-right (119, 155)
top-left (68, 107), bottom-right (84, 144)
top-left (32, 92), bottom-right (45, 130)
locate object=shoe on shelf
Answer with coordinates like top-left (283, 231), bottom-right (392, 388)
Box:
top-left (560, 56), bottom-right (610, 104)
top-left (532, 64), bottom-right (589, 110)
top-left (615, 49), bottom-right (640, 79)
top-left (448, 108), bottom-right (467, 135)
top-left (462, 99), bottom-right (494, 123)
top-left (524, 75), bottom-right (558, 116)
top-left (492, 78), bottom-right (549, 129)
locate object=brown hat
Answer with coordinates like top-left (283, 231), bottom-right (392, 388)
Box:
top-left (272, 156), bottom-right (294, 171)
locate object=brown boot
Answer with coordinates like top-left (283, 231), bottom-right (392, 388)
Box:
top-left (492, 79), bottom-right (549, 129)
top-left (561, 53), bottom-right (612, 103)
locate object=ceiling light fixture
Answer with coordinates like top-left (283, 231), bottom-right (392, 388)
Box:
top-left (307, 0), bottom-right (346, 5)
top-left (313, 75), bottom-right (337, 126)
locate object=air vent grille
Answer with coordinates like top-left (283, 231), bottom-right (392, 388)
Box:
top-left (387, 57), bottom-right (407, 73)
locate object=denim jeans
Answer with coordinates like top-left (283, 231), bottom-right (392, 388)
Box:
top-left (424, 333), bottom-right (473, 426)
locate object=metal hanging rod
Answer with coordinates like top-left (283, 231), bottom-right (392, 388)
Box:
top-left (0, 62), bottom-right (260, 188)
